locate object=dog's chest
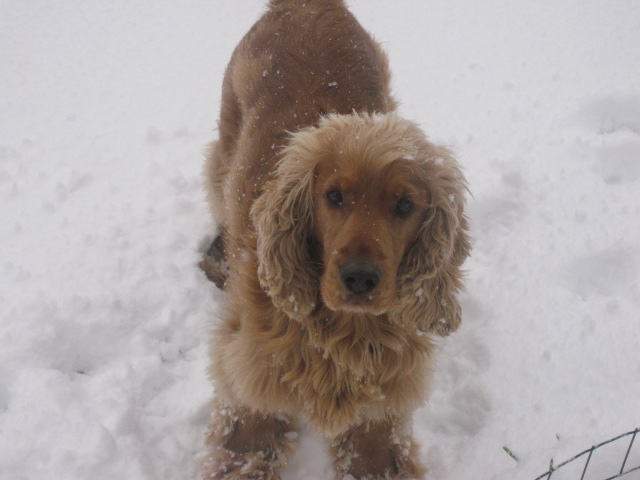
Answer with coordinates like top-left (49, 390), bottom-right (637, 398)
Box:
top-left (284, 344), bottom-right (388, 432)
top-left (274, 323), bottom-right (429, 433)
top-left (244, 312), bottom-right (432, 433)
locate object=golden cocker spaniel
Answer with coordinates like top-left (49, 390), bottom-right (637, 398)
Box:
top-left (201, 1), bottom-right (471, 479)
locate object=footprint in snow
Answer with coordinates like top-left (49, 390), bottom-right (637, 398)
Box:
top-left (577, 96), bottom-right (640, 185)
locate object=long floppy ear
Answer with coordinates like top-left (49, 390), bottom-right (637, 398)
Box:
top-left (250, 131), bottom-right (322, 320)
top-left (390, 140), bottom-right (471, 337)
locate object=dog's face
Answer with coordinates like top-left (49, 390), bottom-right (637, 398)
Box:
top-left (313, 158), bottom-right (430, 315)
top-left (252, 113), bottom-right (469, 334)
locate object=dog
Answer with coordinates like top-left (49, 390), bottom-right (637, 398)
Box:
top-left (202, 1), bottom-right (470, 478)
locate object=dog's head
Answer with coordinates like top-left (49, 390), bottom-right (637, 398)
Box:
top-left (251, 113), bottom-right (470, 335)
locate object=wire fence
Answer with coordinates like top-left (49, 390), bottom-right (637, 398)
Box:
top-left (534, 428), bottom-right (640, 480)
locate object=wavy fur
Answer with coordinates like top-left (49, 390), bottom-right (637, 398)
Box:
top-left (203, 1), bottom-right (470, 479)
top-left (253, 112), bottom-right (470, 334)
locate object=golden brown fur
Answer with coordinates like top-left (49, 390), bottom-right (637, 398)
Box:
top-left (203, 1), bottom-right (470, 479)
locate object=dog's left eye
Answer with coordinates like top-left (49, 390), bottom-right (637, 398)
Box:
top-left (326, 189), bottom-right (343, 207)
top-left (394, 198), bottom-right (414, 217)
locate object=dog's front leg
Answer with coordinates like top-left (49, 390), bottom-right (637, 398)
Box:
top-left (204, 400), bottom-right (296, 480)
top-left (330, 417), bottom-right (426, 480)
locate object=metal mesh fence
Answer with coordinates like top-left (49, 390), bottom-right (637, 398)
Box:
top-left (534, 428), bottom-right (639, 480)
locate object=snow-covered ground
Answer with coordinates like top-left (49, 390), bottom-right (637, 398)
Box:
top-left (1, 1), bottom-right (639, 479)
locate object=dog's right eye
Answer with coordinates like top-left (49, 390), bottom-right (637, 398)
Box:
top-left (326, 189), bottom-right (343, 207)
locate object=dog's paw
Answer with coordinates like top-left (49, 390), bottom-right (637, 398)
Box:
top-left (199, 234), bottom-right (228, 290)
top-left (204, 449), bottom-right (281, 480)
top-left (332, 420), bottom-right (426, 480)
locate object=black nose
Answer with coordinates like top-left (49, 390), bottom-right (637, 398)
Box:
top-left (340, 261), bottom-right (382, 295)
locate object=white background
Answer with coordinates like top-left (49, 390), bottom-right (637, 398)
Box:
top-left (1, 1), bottom-right (639, 479)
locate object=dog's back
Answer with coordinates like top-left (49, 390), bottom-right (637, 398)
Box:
top-left (238, 0), bottom-right (397, 120)
top-left (206, 0), bottom-right (397, 233)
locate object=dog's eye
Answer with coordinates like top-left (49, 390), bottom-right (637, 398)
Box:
top-left (394, 198), bottom-right (414, 217)
top-left (326, 189), bottom-right (343, 207)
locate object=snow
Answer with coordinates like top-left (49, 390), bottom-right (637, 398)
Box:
top-left (1, 0), bottom-right (639, 479)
